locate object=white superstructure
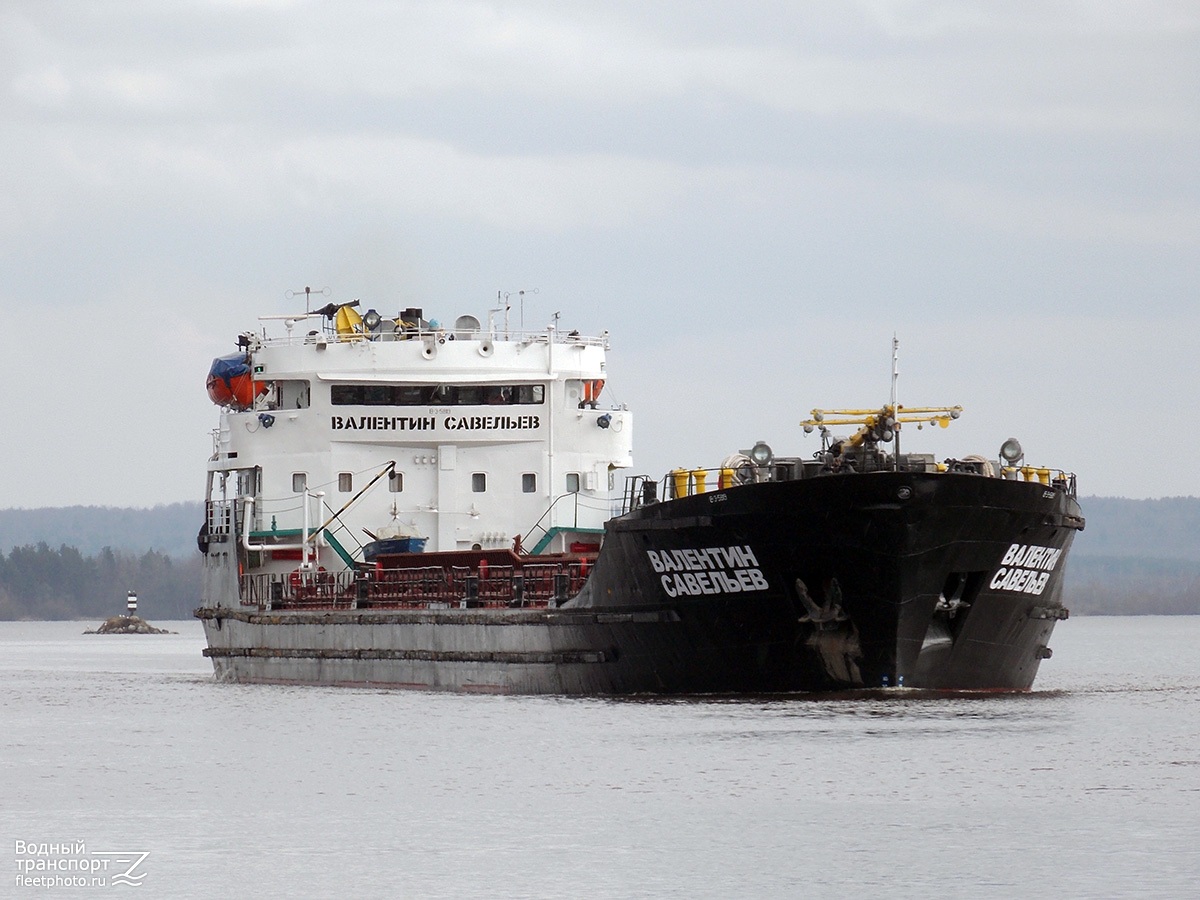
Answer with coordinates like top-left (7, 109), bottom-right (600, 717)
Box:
top-left (202, 304), bottom-right (632, 594)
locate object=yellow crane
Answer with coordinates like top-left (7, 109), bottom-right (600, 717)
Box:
top-left (800, 404), bottom-right (962, 449)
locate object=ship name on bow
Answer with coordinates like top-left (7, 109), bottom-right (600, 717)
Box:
top-left (647, 546), bottom-right (769, 597)
top-left (990, 543), bottom-right (1063, 596)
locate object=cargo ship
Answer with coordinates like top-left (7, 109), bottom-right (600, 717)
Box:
top-left (195, 297), bottom-right (1083, 693)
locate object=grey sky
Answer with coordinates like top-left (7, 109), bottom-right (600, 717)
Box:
top-left (2, 1), bottom-right (1197, 507)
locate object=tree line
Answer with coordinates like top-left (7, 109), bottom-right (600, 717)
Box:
top-left (1067, 555), bottom-right (1200, 616)
top-left (0, 502), bottom-right (203, 559)
top-left (0, 543), bottom-right (202, 621)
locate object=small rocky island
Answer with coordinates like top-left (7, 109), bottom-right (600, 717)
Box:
top-left (85, 615), bottom-right (176, 635)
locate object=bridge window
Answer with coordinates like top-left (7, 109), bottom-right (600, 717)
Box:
top-left (522, 473), bottom-right (536, 493)
top-left (566, 473), bottom-right (580, 493)
top-left (292, 473), bottom-right (307, 493)
top-left (330, 383), bottom-right (545, 406)
top-left (338, 472), bottom-right (353, 492)
top-left (472, 473), bottom-right (487, 493)
top-left (389, 471), bottom-right (404, 492)
top-left (362, 385), bottom-right (392, 405)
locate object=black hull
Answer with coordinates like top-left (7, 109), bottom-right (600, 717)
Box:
top-left (198, 472), bottom-right (1081, 693)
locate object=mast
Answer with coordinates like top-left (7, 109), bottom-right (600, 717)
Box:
top-left (891, 334), bottom-right (900, 465)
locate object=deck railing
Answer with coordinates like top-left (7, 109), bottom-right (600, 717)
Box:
top-left (621, 457), bottom-right (1078, 513)
top-left (254, 318), bottom-right (608, 349)
top-left (239, 559), bottom-right (592, 611)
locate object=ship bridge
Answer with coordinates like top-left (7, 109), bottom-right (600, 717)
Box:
top-left (202, 304), bottom-right (632, 588)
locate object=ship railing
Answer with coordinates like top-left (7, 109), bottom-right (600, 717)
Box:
top-left (519, 562), bottom-right (585, 604)
top-left (255, 319), bottom-right (608, 349)
top-left (657, 466), bottom-right (755, 502)
top-left (364, 562), bottom-right (586, 608)
top-left (520, 491), bottom-right (583, 551)
top-left (470, 565), bottom-right (516, 603)
top-left (240, 570), bottom-right (358, 610)
top-left (1001, 467), bottom-right (1078, 496)
top-left (369, 566), bottom-right (458, 605)
top-left (621, 459), bottom-right (1080, 511)
top-left (239, 574), bottom-right (267, 607)
top-left (239, 559), bottom-right (593, 611)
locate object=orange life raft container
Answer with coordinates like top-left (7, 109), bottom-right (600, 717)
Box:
top-left (206, 354), bottom-right (265, 410)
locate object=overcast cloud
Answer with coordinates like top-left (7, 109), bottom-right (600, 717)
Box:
top-left (2, 0), bottom-right (1197, 507)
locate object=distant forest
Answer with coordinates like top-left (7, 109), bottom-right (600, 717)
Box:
top-left (0, 544), bottom-right (201, 621)
top-left (0, 496), bottom-right (1196, 620)
top-left (1066, 495), bottom-right (1200, 615)
top-left (0, 502), bottom-right (203, 558)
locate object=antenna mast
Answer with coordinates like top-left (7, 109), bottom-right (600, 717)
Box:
top-left (285, 285), bottom-right (330, 315)
top-left (891, 334), bottom-right (900, 464)
top-left (502, 288), bottom-right (539, 334)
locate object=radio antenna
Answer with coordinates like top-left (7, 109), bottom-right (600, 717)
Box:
top-left (502, 288), bottom-right (539, 334)
top-left (890, 334), bottom-right (901, 463)
top-left (285, 285), bottom-right (330, 315)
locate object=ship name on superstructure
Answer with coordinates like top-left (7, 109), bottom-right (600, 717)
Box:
top-left (330, 414), bottom-right (543, 432)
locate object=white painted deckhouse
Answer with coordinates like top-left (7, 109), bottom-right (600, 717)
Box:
top-left (202, 303), bottom-right (632, 601)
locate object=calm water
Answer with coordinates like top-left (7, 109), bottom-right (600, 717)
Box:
top-left (2, 617), bottom-right (1197, 899)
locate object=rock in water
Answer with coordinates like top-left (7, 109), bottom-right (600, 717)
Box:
top-left (85, 615), bottom-right (175, 635)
